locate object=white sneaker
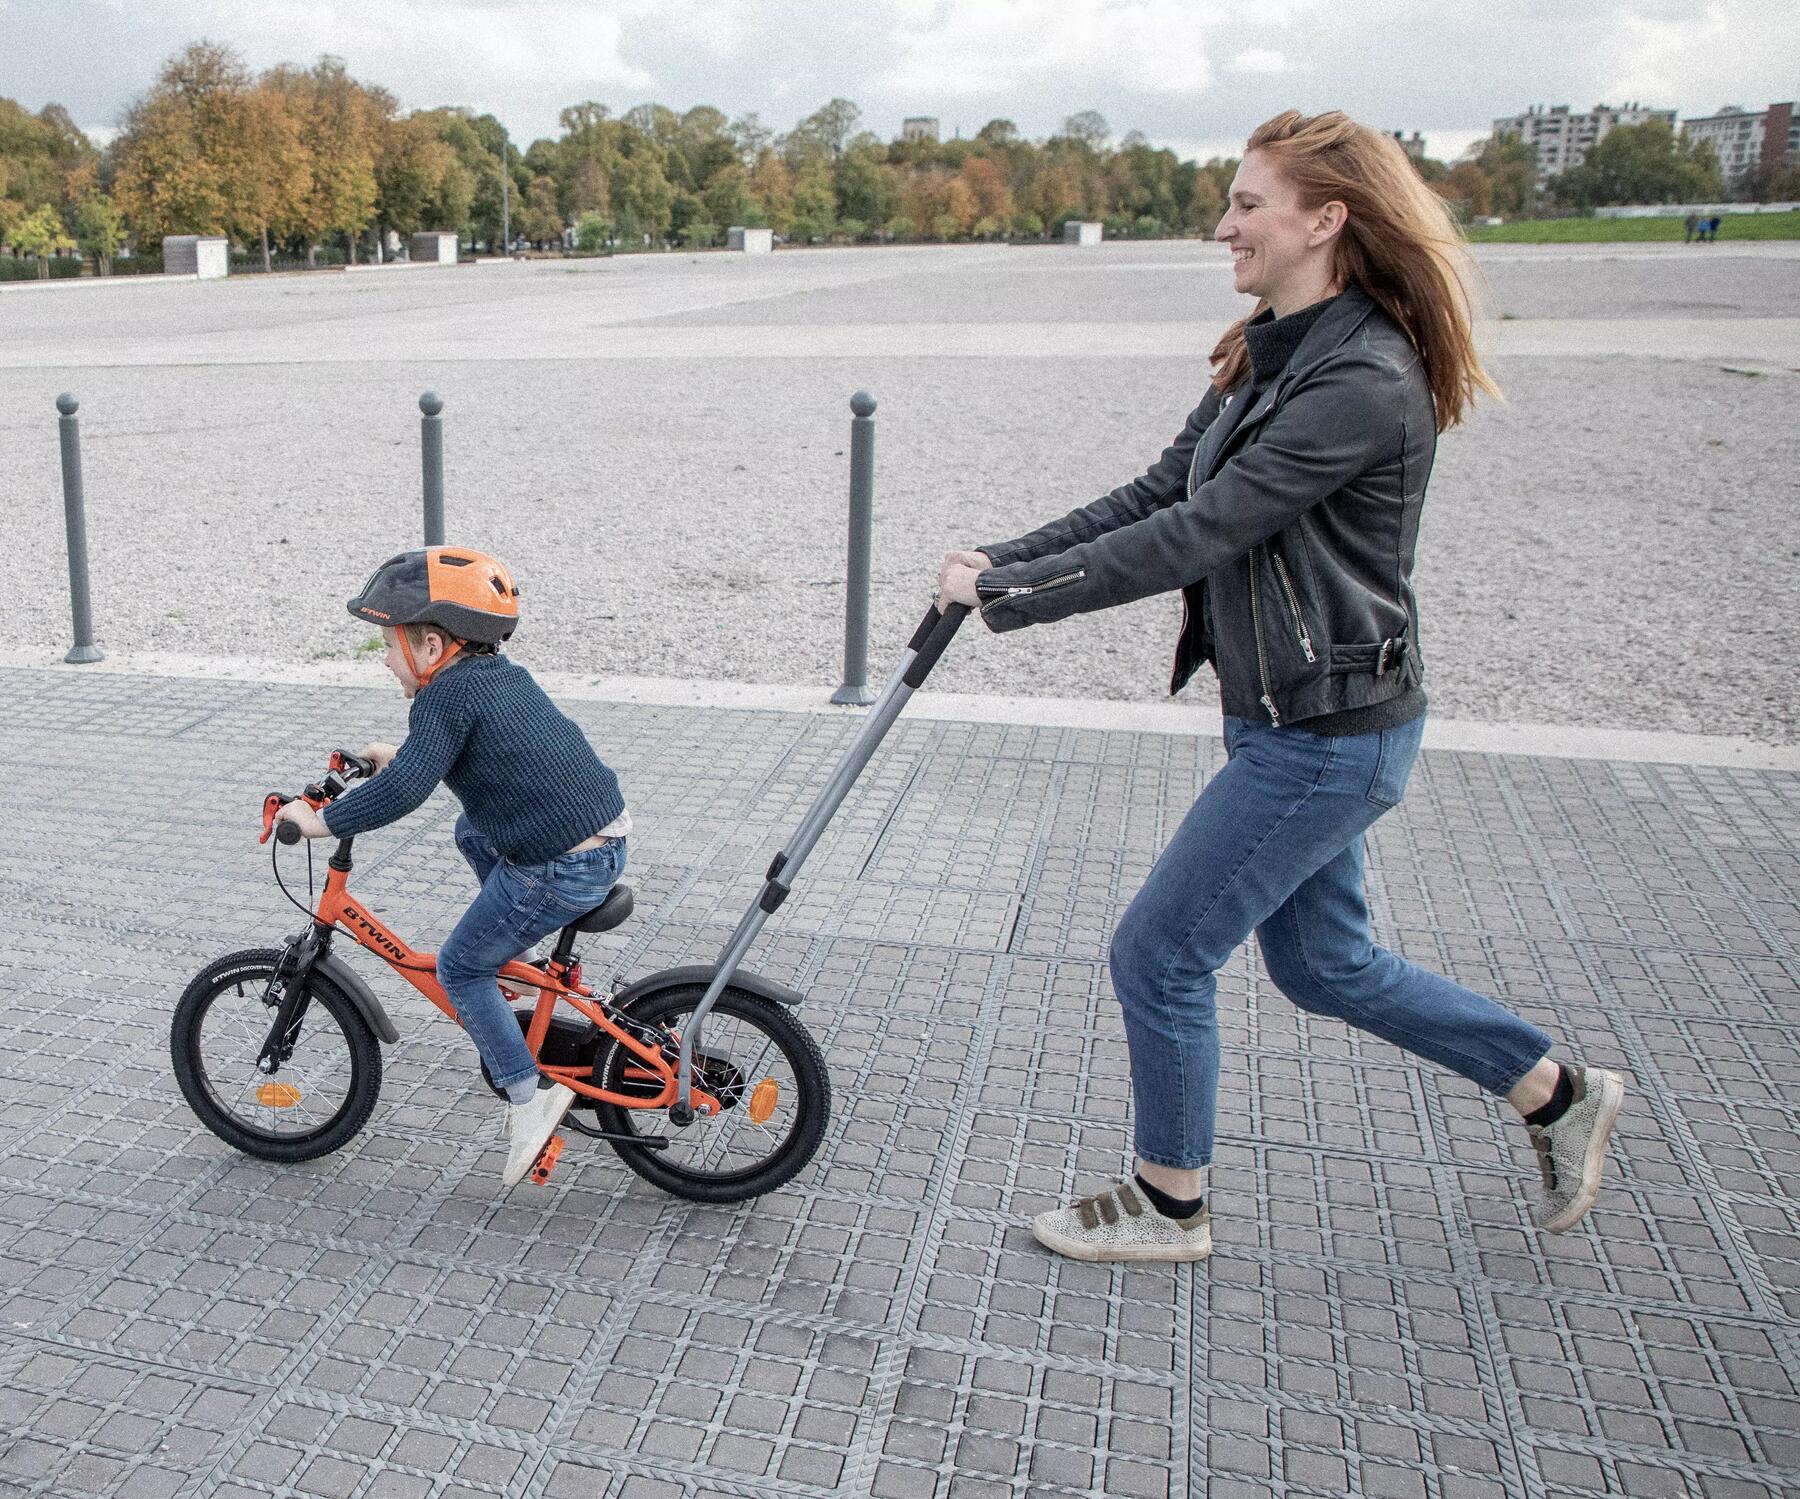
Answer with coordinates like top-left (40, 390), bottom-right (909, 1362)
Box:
top-left (502, 1082), bottom-right (576, 1187)
top-left (1031, 1178), bottom-right (1212, 1263)
top-left (1527, 1063), bottom-right (1626, 1234)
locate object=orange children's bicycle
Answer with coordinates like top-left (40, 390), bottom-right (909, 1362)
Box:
top-left (169, 745), bottom-right (831, 1202)
top-left (171, 603), bottom-right (968, 1202)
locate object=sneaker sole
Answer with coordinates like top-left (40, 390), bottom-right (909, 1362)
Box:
top-left (1540, 1069), bottom-right (1626, 1234)
top-left (1030, 1216), bottom-right (1212, 1263)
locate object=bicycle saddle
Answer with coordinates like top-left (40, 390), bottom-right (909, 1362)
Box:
top-left (565, 884), bottom-right (633, 934)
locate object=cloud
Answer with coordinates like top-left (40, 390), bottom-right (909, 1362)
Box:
top-left (1229, 49), bottom-right (1289, 74)
top-left (6, 0), bottom-right (1800, 155)
top-left (880, 0), bottom-right (1214, 98)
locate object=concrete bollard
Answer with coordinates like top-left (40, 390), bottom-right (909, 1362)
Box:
top-left (420, 391), bottom-right (445, 545)
top-left (55, 394), bottom-right (103, 664)
top-left (831, 391), bottom-right (878, 706)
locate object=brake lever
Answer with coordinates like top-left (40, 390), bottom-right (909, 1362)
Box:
top-left (259, 792), bottom-right (292, 845)
top-left (329, 748), bottom-right (377, 779)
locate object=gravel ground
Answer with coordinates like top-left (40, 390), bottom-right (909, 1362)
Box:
top-left (3, 241), bottom-right (1796, 742)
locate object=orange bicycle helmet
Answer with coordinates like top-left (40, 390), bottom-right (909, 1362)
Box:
top-left (348, 547), bottom-right (520, 643)
top-left (347, 548), bottom-right (520, 686)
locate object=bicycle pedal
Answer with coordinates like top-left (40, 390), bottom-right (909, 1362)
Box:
top-left (528, 1134), bottom-right (565, 1186)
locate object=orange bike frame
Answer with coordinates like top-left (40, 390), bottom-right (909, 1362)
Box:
top-left (308, 859), bottom-right (720, 1115)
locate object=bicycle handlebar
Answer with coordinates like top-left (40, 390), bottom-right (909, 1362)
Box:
top-left (259, 749), bottom-right (378, 845)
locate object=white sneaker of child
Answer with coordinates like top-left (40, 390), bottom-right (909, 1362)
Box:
top-left (502, 1081), bottom-right (577, 1187)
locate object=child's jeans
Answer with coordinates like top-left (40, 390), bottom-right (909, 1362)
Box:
top-left (438, 814), bottom-right (627, 1103)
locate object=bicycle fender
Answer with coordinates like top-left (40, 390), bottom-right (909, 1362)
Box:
top-left (612, 964), bottom-right (804, 1009)
top-left (313, 952), bottom-right (401, 1045)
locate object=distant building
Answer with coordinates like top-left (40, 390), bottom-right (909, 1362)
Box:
top-left (1491, 102), bottom-right (1678, 187)
top-left (1388, 131), bottom-right (1427, 162)
top-left (902, 117), bottom-right (940, 143)
top-left (1682, 103), bottom-right (1798, 187)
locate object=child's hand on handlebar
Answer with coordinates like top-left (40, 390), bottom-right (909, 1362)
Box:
top-left (275, 801), bottom-right (331, 839)
top-left (357, 741), bottom-right (398, 772)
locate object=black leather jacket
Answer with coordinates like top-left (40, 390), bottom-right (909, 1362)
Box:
top-left (977, 287), bottom-right (1435, 726)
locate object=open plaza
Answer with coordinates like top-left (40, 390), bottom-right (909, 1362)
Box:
top-left (0, 238), bottom-right (1797, 1498)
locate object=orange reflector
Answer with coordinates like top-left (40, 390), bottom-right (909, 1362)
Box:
top-left (748, 1079), bottom-right (779, 1124)
top-left (256, 1083), bottom-right (302, 1108)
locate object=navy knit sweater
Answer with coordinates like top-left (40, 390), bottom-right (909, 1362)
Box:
top-left (323, 654), bottom-right (626, 864)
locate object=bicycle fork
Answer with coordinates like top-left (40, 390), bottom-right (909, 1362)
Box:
top-left (257, 924), bottom-right (330, 1075)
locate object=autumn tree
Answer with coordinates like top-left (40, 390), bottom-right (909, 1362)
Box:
top-left (519, 174), bottom-right (564, 244)
top-left (113, 42), bottom-right (251, 241)
top-left (12, 203), bottom-right (71, 276)
top-left (784, 99), bottom-right (861, 167)
top-left (375, 112), bottom-right (475, 241)
top-left (265, 58), bottom-right (387, 261)
top-left (230, 84), bottom-right (312, 269)
top-left (74, 193), bottom-right (125, 274)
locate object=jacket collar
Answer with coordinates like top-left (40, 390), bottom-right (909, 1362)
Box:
top-left (1190, 285), bottom-right (1379, 487)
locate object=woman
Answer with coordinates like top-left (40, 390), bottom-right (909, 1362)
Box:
top-left (937, 111), bottom-right (1624, 1264)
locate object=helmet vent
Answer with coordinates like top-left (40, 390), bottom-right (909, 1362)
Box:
top-left (439, 554), bottom-right (474, 567)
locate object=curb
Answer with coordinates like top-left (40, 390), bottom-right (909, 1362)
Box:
top-left (2, 651), bottom-right (1795, 771)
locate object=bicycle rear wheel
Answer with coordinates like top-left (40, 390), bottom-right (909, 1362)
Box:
top-left (593, 984), bottom-right (829, 1203)
top-left (171, 948), bottom-right (382, 1162)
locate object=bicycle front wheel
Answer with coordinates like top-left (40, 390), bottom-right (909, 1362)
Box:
top-left (593, 984), bottom-right (829, 1203)
top-left (171, 948), bottom-right (382, 1162)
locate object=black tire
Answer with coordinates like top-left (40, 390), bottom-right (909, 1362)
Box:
top-left (171, 948), bottom-right (382, 1163)
top-left (593, 984), bottom-right (829, 1203)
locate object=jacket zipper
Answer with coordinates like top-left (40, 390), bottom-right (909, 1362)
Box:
top-left (977, 569), bottom-right (1086, 607)
top-left (1246, 553), bottom-right (1280, 726)
top-left (1270, 553), bottom-right (1316, 663)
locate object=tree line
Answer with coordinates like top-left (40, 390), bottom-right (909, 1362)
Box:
top-left (3, 41), bottom-right (1792, 277)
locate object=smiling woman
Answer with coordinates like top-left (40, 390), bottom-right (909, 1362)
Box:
top-left (936, 109), bottom-right (1627, 1264)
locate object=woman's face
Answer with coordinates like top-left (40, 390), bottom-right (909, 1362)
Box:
top-left (1215, 149), bottom-right (1342, 310)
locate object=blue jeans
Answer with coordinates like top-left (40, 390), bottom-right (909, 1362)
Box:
top-left (438, 814), bottom-right (627, 1102)
top-left (1110, 713), bottom-right (1551, 1170)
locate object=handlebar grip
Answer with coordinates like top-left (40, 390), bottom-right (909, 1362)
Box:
top-left (903, 603), bottom-right (968, 689)
top-left (276, 820), bottom-right (303, 845)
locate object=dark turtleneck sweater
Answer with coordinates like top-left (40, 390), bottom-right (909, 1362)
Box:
top-left (1225, 294), bottom-right (1427, 738)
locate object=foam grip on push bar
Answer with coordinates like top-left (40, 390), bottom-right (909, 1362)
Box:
top-left (907, 603), bottom-right (943, 653)
top-left (903, 604), bottom-right (968, 688)
top-left (276, 820), bottom-right (303, 845)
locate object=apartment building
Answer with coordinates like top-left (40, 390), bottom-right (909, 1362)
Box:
top-left (1491, 102), bottom-right (1678, 186)
top-left (1682, 103), bottom-right (1798, 186)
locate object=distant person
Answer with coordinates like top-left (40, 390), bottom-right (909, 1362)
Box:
top-left (935, 109), bottom-right (1625, 1264)
top-left (1709, 214), bottom-right (1724, 241)
top-left (1684, 213), bottom-right (1698, 243)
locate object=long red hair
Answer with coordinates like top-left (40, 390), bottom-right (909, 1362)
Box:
top-left (1210, 110), bottom-right (1499, 432)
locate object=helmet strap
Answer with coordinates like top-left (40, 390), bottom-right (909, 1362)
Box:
top-left (397, 630), bottom-right (463, 690)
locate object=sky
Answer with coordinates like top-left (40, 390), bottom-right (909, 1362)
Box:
top-left (2, 0), bottom-right (1795, 163)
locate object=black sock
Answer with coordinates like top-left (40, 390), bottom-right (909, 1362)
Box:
top-left (1525, 1065), bottom-right (1575, 1128)
top-left (1134, 1173), bottom-right (1204, 1220)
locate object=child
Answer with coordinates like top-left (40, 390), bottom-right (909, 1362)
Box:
top-left (276, 547), bottom-right (631, 1187)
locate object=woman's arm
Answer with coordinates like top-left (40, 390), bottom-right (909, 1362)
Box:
top-left (979, 389), bottom-right (1225, 568)
top-left (975, 354), bottom-right (1405, 631)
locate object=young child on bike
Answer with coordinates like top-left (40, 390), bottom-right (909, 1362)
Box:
top-left (275, 547), bottom-right (631, 1187)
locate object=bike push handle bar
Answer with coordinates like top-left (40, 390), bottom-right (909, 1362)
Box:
top-left (904, 600), bottom-right (969, 687)
top-left (671, 601), bottom-right (968, 1119)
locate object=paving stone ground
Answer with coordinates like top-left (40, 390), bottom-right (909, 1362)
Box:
top-left (1, 665), bottom-right (1796, 1499)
